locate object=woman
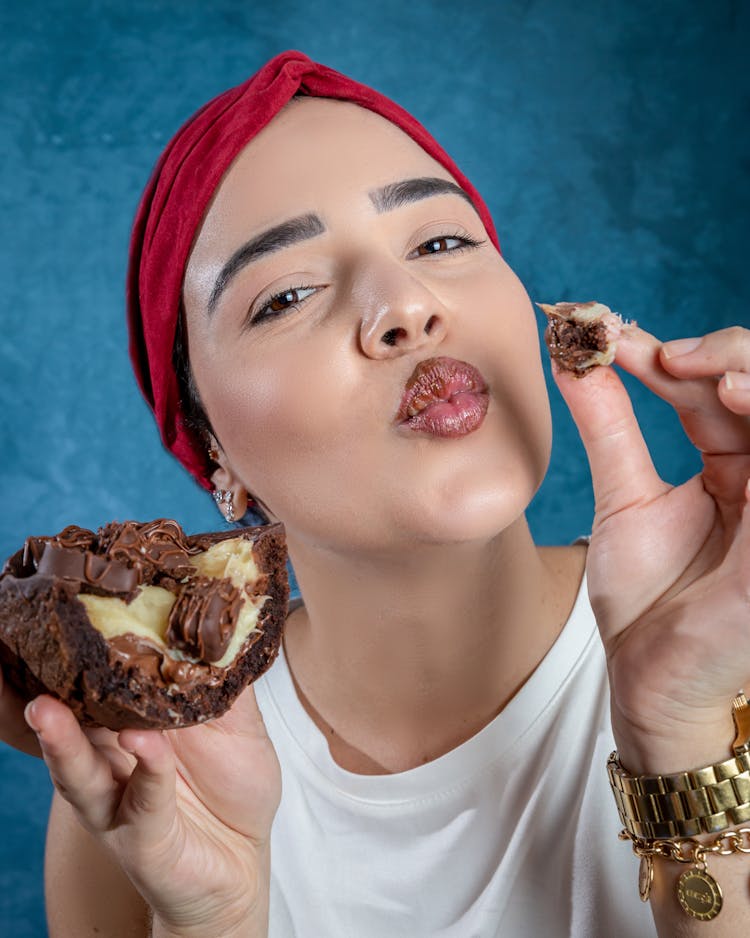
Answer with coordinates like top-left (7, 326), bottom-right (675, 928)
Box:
top-left (4, 51), bottom-right (750, 936)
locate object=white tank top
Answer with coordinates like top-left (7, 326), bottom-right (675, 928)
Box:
top-left (253, 577), bottom-right (656, 937)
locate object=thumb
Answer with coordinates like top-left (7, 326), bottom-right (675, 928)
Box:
top-left (552, 361), bottom-right (668, 520)
top-left (213, 683), bottom-right (271, 741)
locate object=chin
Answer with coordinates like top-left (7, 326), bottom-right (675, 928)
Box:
top-left (400, 468), bottom-right (542, 547)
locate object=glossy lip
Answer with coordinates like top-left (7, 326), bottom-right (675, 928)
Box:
top-left (395, 356), bottom-right (490, 436)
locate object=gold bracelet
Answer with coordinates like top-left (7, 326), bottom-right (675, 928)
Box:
top-left (607, 749), bottom-right (750, 838)
top-left (609, 691), bottom-right (750, 921)
top-left (608, 692), bottom-right (750, 839)
top-left (618, 826), bottom-right (750, 921)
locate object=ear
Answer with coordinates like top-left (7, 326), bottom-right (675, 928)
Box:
top-left (208, 438), bottom-right (249, 523)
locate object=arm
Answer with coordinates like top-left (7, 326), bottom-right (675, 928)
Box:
top-left (555, 324), bottom-right (750, 935)
top-left (46, 793), bottom-right (150, 937)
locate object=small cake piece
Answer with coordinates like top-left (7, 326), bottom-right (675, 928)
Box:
top-left (537, 301), bottom-right (622, 377)
top-left (0, 519), bottom-right (288, 730)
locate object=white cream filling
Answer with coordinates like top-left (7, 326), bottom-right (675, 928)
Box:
top-left (79, 537), bottom-right (268, 668)
top-left (566, 302), bottom-right (618, 368)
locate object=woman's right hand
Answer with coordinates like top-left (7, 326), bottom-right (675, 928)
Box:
top-left (26, 684), bottom-right (281, 938)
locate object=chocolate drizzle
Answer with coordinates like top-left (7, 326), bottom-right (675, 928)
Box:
top-left (97, 519), bottom-right (198, 581)
top-left (166, 576), bottom-right (243, 663)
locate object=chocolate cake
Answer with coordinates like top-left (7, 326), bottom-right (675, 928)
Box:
top-left (537, 301), bottom-right (621, 376)
top-left (0, 519), bottom-right (288, 730)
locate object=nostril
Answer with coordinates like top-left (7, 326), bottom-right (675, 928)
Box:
top-left (381, 327), bottom-right (406, 347)
top-left (424, 315), bottom-right (438, 335)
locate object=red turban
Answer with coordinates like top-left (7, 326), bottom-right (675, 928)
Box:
top-left (127, 50), bottom-right (500, 491)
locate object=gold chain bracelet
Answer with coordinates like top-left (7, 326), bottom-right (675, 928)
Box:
top-left (619, 827), bottom-right (750, 920)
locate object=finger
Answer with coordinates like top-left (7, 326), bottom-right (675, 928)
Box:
top-left (83, 727), bottom-right (138, 786)
top-left (719, 372), bottom-right (750, 416)
top-left (615, 324), bottom-right (749, 453)
top-left (741, 479), bottom-right (750, 592)
top-left (171, 684), bottom-right (270, 759)
top-left (116, 729), bottom-right (177, 842)
top-left (206, 682), bottom-right (271, 741)
top-left (552, 361), bottom-right (668, 519)
top-left (661, 328), bottom-right (750, 424)
top-left (0, 667), bottom-right (42, 757)
top-left (660, 327), bottom-right (750, 377)
top-left (26, 695), bottom-right (121, 831)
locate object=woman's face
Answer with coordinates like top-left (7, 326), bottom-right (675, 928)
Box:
top-left (183, 98), bottom-right (552, 552)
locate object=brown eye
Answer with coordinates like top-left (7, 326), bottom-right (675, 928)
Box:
top-left (253, 285), bottom-right (318, 326)
top-left (269, 289), bottom-right (304, 311)
top-left (417, 237), bottom-right (454, 255)
top-left (409, 234), bottom-right (483, 260)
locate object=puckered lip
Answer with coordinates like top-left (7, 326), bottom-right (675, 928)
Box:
top-left (395, 356), bottom-right (489, 424)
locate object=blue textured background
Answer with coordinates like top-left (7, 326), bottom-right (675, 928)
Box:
top-left (1, 1), bottom-right (748, 933)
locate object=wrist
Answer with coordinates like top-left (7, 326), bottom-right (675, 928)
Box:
top-left (611, 706), bottom-right (736, 776)
top-left (151, 845), bottom-right (271, 938)
top-left (151, 898), bottom-right (268, 938)
top-left (152, 919), bottom-right (262, 938)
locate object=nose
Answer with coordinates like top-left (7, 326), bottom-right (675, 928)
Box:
top-left (358, 266), bottom-right (449, 359)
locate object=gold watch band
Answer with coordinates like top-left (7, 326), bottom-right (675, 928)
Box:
top-left (607, 750), bottom-right (750, 839)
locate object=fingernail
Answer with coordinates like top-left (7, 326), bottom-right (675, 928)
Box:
top-left (24, 700), bottom-right (41, 734)
top-left (725, 371), bottom-right (750, 391)
top-left (662, 337), bottom-right (702, 359)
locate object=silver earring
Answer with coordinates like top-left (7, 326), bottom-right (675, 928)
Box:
top-left (212, 489), bottom-right (235, 523)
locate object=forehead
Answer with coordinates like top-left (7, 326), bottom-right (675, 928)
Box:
top-left (192, 97), bottom-right (455, 248)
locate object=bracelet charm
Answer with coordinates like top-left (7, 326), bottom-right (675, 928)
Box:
top-left (677, 864), bottom-right (723, 921)
top-left (638, 855), bottom-right (653, 902)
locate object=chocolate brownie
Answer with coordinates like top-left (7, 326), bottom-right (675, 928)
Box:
top-left (0, 519), bottom-right (288, 730)
top-left (537, 301), bottom-right (621, 376)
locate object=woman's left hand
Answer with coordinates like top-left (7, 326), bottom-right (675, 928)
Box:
top-left (555, 322), bottom-right (750, 774)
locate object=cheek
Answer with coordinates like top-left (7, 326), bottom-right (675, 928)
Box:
top-left (202, 350), bottom-right (312, 458)
top-left (195, 336), bottom-right (364, 509)
top-left (481, 272), bottom-right (552, 474)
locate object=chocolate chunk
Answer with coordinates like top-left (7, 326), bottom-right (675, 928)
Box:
top-left (166, 575), bottom-right (243, 663)
top-left (36, 543), bottom-right (141, 595)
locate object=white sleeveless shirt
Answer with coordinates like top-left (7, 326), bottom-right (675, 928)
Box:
top-left (253, 578), bottom-right (656, 937)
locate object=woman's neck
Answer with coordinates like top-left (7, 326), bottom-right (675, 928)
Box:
top-left (281, 518), bottom-right (586, 774)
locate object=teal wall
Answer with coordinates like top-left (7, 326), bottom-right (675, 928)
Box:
top-left (1, 1), bottom-right (748, 933)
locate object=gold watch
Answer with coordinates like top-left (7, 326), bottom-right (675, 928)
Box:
top-left (607, 692), bottom-right (750, 839)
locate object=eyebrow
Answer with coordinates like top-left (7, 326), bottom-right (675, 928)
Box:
top-left (206, 177), bottom-right (476, 315)
top-left (207, 212), bottom-right (325, 315)
top-left (368, 176), bottom-right (476, 213)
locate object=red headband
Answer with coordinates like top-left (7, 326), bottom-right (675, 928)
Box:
top-left (127, 50), bottom-right (500, 490)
